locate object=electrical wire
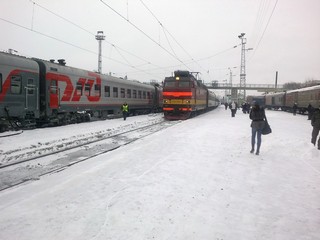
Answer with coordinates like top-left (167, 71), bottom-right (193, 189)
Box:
top-left (0, 16), bottom-right (161, 79)
top-left (28, 0), bottom-right (172, 76)
top-left (99, 0), bottom-right (191, 70)
top-left (250, 0), bottom-right (278, 59)
top-left (138, 0), bottom-right (210, 76)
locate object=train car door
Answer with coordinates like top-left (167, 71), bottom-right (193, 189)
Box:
top-left (25, 76), bottom-right (39, 115)
top-left (49, 79), bottom-right (59, 109)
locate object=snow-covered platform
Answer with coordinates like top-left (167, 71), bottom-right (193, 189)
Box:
top-left (0, 107), bottom-right (319, 240)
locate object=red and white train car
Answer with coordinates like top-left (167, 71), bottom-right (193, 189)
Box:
top-left (0, 52), bottom-right (162, 132)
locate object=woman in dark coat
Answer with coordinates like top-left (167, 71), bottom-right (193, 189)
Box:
top-left (249, 101), bottom-right (267, 155)
top-left (311, 107), bottom-right (320, 149)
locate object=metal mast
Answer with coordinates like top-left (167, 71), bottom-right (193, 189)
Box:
top-left (238, 33), bottom-right (247, 101)
top-left (95, 31), bottom-right (105, 73)
top-left (238, 33), bottom-right (253, 101)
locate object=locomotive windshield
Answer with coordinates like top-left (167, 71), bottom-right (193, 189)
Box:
top-left (164, 80), bottom-right (191, 88)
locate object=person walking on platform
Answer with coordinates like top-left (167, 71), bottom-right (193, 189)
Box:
top-left (121, 102), bottom-right (129, 120)
top-left (311, 107), bottom-right (320, 150)
top-left (307, 103), bottom-right (314, 120)
top-left (249, 101), bottom-right (267, 155)
top-left (230, 101), bottom-right (237, 117)
top-left (293, 103), bottom-right (298, 115)
top-left (224, 102), bottom-right (228, 110)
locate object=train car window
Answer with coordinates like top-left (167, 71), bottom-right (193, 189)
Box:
top-left (85, 83), bottom-right (91, 96)
top-left (0, 74), bottom-right (2, 93)
top-left (27, 78), bottom-right (34, 95)
top-left (133, 90), bottom-right (137, 98)
top-left (147, 92), bottom-right (151, 99)
top-left (94, 84), bottom-right (101, 96)
top-left (50, 80), bottom-right (58, 94)
top-left (138, 91), bottom-right (142, 99)
top-left (179, 81), bottom-right (190, 87)
top-left (104, 86), bottom-right (110, 97)
top-left (113, 87), bottom-right (118, 98)
top-left (127, 89), bottom-right (131, 98)
top-left (10, 76), bottom-right (22, 94)
top-left (143, 91), bottom-right (146, 99)
top-left (120, 88), bottom-right (125, 98)
top-left (76, 83), bottom-right (83, 95)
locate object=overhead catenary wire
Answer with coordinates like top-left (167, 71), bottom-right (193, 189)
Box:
top-left (28, 0), bottom-right (172, 77)
top-left (250, 0), bottom-right (279, 60)
top-left (3, 0), bottom-right (242, 81)
top-left (138, 0), bottom-right (210, 77)
top-left (99, 0), bottom-right (192, 71)
top-left (0, 17), bottom-right (160, 79)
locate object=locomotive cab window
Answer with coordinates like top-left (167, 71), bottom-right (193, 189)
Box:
top-left (164, 81), bottom-right (175, 87)
top-left (179, 81), bottom-right (190, 87)
top-left (11, 75), bottom-right (22, 94)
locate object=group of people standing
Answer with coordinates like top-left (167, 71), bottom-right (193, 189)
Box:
top-left (225, 100), bottom-right (320, 154)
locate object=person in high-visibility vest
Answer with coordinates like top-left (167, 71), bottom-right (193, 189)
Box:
top-left (121, 102), bottom-right (129, 120)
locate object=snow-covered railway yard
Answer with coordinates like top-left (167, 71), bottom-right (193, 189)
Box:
top-left (0, 108), bottom-right (319, 240)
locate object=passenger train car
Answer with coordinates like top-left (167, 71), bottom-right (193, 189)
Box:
top-left (162, 70), bottom-right (219, 120)
top-left (247, 85), bottom-right (320, 114)
top-left (0, 52), bottom-right (162, 132)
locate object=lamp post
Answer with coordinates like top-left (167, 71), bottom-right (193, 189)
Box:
top-left (222, 79), bottom-right (228, 103)
top-left (95, 31), bottom-right (105, 74)
top-left (238, 33), bottom-right (253, 102)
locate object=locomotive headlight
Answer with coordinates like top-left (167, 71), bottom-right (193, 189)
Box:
top-left (163, 100), bottom-right (168, 103)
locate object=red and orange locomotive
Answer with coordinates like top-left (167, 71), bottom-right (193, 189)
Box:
top-left (163, 70), bottom-right (219, 120)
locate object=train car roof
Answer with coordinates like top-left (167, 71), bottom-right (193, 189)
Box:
top-left (265, 91), bottom-right (286, 96)
top-left (0, 52), bottom-right (39, 70)
top-left (286, 85), bottom-right (320, 93)
top-left (34, 58), bottom-right (155, 90)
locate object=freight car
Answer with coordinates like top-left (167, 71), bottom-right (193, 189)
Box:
top-left (249, 85), bottom-right (320, 114)
top-left (0, 52), bottom-right (162, 132)
top-left (162, 70), bottom-right (219, 120)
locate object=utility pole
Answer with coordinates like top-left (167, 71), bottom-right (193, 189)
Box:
top-left (95, 31), bottom-right (105, 74)
top-left (238, 33), bottom-right (252, 101)
top-left (228, 67), bottom-right (235, 99)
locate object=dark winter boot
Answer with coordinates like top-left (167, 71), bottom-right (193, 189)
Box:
top-left (250, 144), bottom-right (254, 153)
top-left (256, 146), bottom-right (260, 155)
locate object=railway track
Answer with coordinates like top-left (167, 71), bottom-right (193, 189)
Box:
top-left (0, 119), bottom-right (180, 191)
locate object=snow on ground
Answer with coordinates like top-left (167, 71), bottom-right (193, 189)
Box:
top-left (0, 106), bottom-right (319, 240)
top-left (0, 113), bottom-right (164, 165)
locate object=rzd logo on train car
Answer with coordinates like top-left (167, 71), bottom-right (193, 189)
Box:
top-left (47, 72), bottom-right (102, 108)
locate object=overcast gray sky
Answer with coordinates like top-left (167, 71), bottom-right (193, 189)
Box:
top-left (1, 0), bottom-right (319, 86)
